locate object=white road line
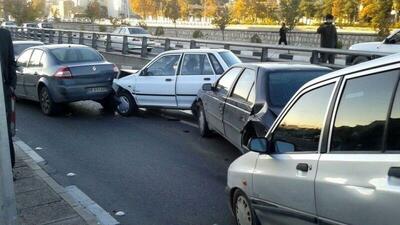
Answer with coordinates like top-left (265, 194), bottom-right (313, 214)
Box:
top-left (66, 185), bottom-right (120, 225)
top-left (14, 140), bottom-right (45, 163)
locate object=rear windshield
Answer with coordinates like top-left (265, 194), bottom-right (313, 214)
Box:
top-left (50, 48), bottom-right (103, 63)
top-left (14, 44), bottom-right (42, 56)
top-left (128, 28), bottom-right (148, 34)
top-left (219, 51), bottom-right (241, 67)
top-left (268, 70), bottom-right (330, 107)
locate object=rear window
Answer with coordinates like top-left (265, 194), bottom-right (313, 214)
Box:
top-left (268, 70), bottom-right (330, 107)
top-left (14, 44), bottom-right (42, 56)
top-left (50, 48), bottom-right (103, 63)
top-left (128, 28), bottom-right (148, 35)
top-left (219, 51), bottom-right (241, 67)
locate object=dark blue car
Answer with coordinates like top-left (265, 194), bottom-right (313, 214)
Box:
top-left (15, 44), bottom-right (119, 115)
top-left (195, 63), bottom-right (333, 153)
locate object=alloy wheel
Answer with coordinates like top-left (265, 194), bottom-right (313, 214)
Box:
top-left (236, 196), bottom-right (252, 225)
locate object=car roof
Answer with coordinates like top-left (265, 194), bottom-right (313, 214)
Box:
top-left (13, 41), bottom-right (44, 45)
top-left (233, 62), bottom-right (332, 72)
top-left (303, 53), bottom-right (400, 88)
top-left (120, 26), bottom-right (145, 29)
top-left (161, 49), bottom-right (231, 54)
top-left (36, 44), bottom-right (91, 50)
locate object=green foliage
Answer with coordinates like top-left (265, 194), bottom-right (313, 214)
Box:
top-left (336, 40), bottom-right (343, 49)
top-left (4, 0), bottom-right (45, 25)
top-left (154, 26), bottom-right (165, 36)
top-left (192, 30), bottom-right (204, 39)
top-left (300, 0), bottom-right (316, 19)
top-left (164, 0), bottom-right (181, 24)
top-left (372, 0), bottom-right (393, 37)
top-left (99, 24), bottom-right (107, 32)
top-left (211, 6), bottom-right (231, 40)
top-left (250, 34), bottom-right (262, 43)
top-left (86, 0), bottom-right (102, 23)
top-left (280, 0), bottom-right (302, 29)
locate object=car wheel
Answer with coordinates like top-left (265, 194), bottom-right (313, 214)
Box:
top-left (233, 190), bottom-right (259, 225)
top-left (39, 86), bottom-right (60, 116)
top-left (116, 91), bottom-right (138, 116)
top-left (197, 102), bottom-right (211, 137)
top-left (352, 56), bottom-right (369, 65)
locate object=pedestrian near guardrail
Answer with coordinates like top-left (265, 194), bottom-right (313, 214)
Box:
top-left (0, 28), bottom-right (16, 168)
top-left (317, 14), bottom-right (338, 64)
top-left (279, 23), bottom-right (288, 45)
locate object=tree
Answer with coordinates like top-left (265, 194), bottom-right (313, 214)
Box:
top-left (164, 0), bottom-right (181, 36)
top-left (372, 0), bottom-right (393, 37)
top-left (279, 0), bottom-right (302, 29)
top-left (203, 0), bottom-right (218, 18)
top-left (332, 0), bottom-right (345, 22)
top-left (4, 0), bottom-right (45, 25)
top-left (343, 0), bottom-right (359, 23)
top-left (130, 0), bottom-right (157, 18)
top-left (211, 6), bottom-right (231, 40)
top-left (300, 0), bottom-right (316, 19)
top-left (86, 0), bottom-right (102, 23)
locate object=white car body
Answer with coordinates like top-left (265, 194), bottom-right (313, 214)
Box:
top-left (1, 21), bottom-right (17, 28)
top-left (113, 49), bottom-right (241, 110)
top-left (109, 26), bottom-right (155, 51)
top-left (349, 29), bottom-right (400, 53)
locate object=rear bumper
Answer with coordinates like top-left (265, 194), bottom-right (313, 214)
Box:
top-left (50, 83), bottom-right (113, 103)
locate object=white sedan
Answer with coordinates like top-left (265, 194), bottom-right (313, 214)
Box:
top-left (108, 26), bottom-right (155, 52)
top-left (113, 49), bottom-right (241, 116)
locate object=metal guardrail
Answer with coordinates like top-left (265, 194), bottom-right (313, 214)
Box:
top-left (7, 27), bottom-right (391, 69)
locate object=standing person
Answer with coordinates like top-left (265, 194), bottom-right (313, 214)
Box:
top-left (317, 14), bottom-right (338, 64)
top-left (0, 28), bottom-right (16, 168)
top-left (279, 22), bottom-right (288, 45)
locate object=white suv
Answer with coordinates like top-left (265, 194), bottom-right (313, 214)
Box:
top-left (113, 49), bottom-right (241, 116)
top-left (227, 54), bottom-right (400, 225)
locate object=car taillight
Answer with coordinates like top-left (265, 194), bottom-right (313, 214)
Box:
top-left (54, 67), bottom-right (72, 79)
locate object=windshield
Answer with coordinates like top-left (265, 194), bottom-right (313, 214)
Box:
top-left (50, 48), bottom-right (103, 63)
top-left (219, 51), bottom-right (241, 67)
top-left (128, 28), bottom-right (149, 35)
top-left (268, 70), bottom-right (330, 107)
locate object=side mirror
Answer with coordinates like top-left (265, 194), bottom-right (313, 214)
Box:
top-left (202, 83), bottom-right (213, 91)
top-left (248, 138), bottom-right (270, 153)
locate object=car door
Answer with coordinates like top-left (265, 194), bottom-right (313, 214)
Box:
top-left (176, 53), bottom-right (216, 108)
top-left (24, 49), bottom-right (44, 99)
top-left (223, 68), bottom-right (256, 149)
top-left (134, 54), bottom-right (181, 107)
top-left (316, 69), bottom-right (400, 225)
top-left (202, 67), bottom-right (243, 134)
top-left (15, 49), bottom-right (33, 98)
top-left (252, 81), bottom-right (337, 225)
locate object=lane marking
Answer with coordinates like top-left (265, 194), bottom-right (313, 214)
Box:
top-left (66, 185), bottom-right (120, 225)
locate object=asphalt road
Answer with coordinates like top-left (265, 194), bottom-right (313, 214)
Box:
top-left (15, 99), bottom-right (241, 225)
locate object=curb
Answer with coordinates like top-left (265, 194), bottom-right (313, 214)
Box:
top-left (14, 138), bottom-right (110, 225)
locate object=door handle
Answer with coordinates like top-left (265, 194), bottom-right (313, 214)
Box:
top-left (204, 78), bottom-right (211, 81)
top-left (388, 167), bottom-right (400, 178)
top-left (165, 78), bottom-right (173, 82)
top-left (296, 163), bottom-right (310, 172)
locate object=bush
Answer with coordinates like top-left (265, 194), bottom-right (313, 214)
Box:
top-left (155, 26), bottom-right (165, 36)
top-left (192, 30), bottom-right (204, 39)
top-left (99, 25), bottom-right (107, 32)
top-left (250, 34), bottom-right (262, 43)
top-left (336, 40), bottom-right (343, 49)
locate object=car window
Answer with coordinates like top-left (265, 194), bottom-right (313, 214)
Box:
top-left (50, 48), bottom-right (103, 63)
top-left (231, 69), bottom-right (256, 103)
top-left (216, 67), bottom-right (243, 96)
top-left (28, 50), bottom-right (43, 67)
top-left (389, 31), bottom-right (400, 44)
top-left (14, 44), bottom-right (35, 56)
top-left (147, 55), bottom-right (180, 76)
top-left (208, 54), bottom-right (224, 75)
top-left (387, 83), bottom-right (400, 150)
top-left (181, 54), bottom-right (214, 76)
top-left (39, 53), bottom-right (47, 67)
top-left (272, 84), bottom-right (335, 153)
top-left (331, 71), bottom-right (399, 152)
top-left (219, 51), bottom-right (241, 67)
top-left (17, 49), bottom-right (33, 67)
top-left (128, 28), bottom-right (149, 35)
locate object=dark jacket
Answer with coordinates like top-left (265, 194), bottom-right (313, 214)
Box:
top-left (0, 28), bottom-right (16, 90)
top-left (279, 27), bottom-right (287, 39)
top-left (317, 22), bottom-right (338, 48)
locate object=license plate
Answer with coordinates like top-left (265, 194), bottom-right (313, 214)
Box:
top-left (88, 87), bottom-right (108, 93)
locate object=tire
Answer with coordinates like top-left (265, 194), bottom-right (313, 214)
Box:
top-left (352, 56), bottom-right (369, 65)
top-left (197, 102), bottom-right (212, 137)
top-left (39, 86), bottom-right (60, 116)
top-left (233, 189), bottom-right (259, 225)
top-left (116, 91), bottom-right (138, 116)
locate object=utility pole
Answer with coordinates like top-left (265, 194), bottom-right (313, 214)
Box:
top-left (0, 61), bottom-right (17, 225)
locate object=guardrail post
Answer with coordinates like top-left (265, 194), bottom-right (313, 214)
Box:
top-left (34, 29), bottom-right (39, 40)
top-left (261, 47), bottom-right (268, 62)
top-left (311, 50), bottom-right (319, 64)
top-left (58, 31), bottom-right (63, 44)
top-left (40, 30), bottom-right (45, 43)
top-left (79, 32), bottom-right (84, 44)
top-left (105, 34), bottom-right (112, 52)
top-left (49, 31), bottom-right (54, 43)
top-left (164, 38), bottom-right (171, 51)
top-left (224, 44), bottom-right (230, 50)
top-left (141, 36), bottom-right (148, 57)
top-left (190, 40), bottom-right (196, 49)
top-left (91, 33), bottom-right (97, 49)
top-left (67, 31), bottom-right (73, 44)
top-left (122, 35), bottom-right (128, 54)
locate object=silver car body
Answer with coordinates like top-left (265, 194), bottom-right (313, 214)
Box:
top-left (227, 53), bottom-right (400, 225)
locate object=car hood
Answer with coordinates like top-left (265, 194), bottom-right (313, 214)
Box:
top-left (349, 42), bottom-right (382, 51)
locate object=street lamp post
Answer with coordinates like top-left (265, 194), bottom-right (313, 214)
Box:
top-left (0, 61), bottom-right (17, 225)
